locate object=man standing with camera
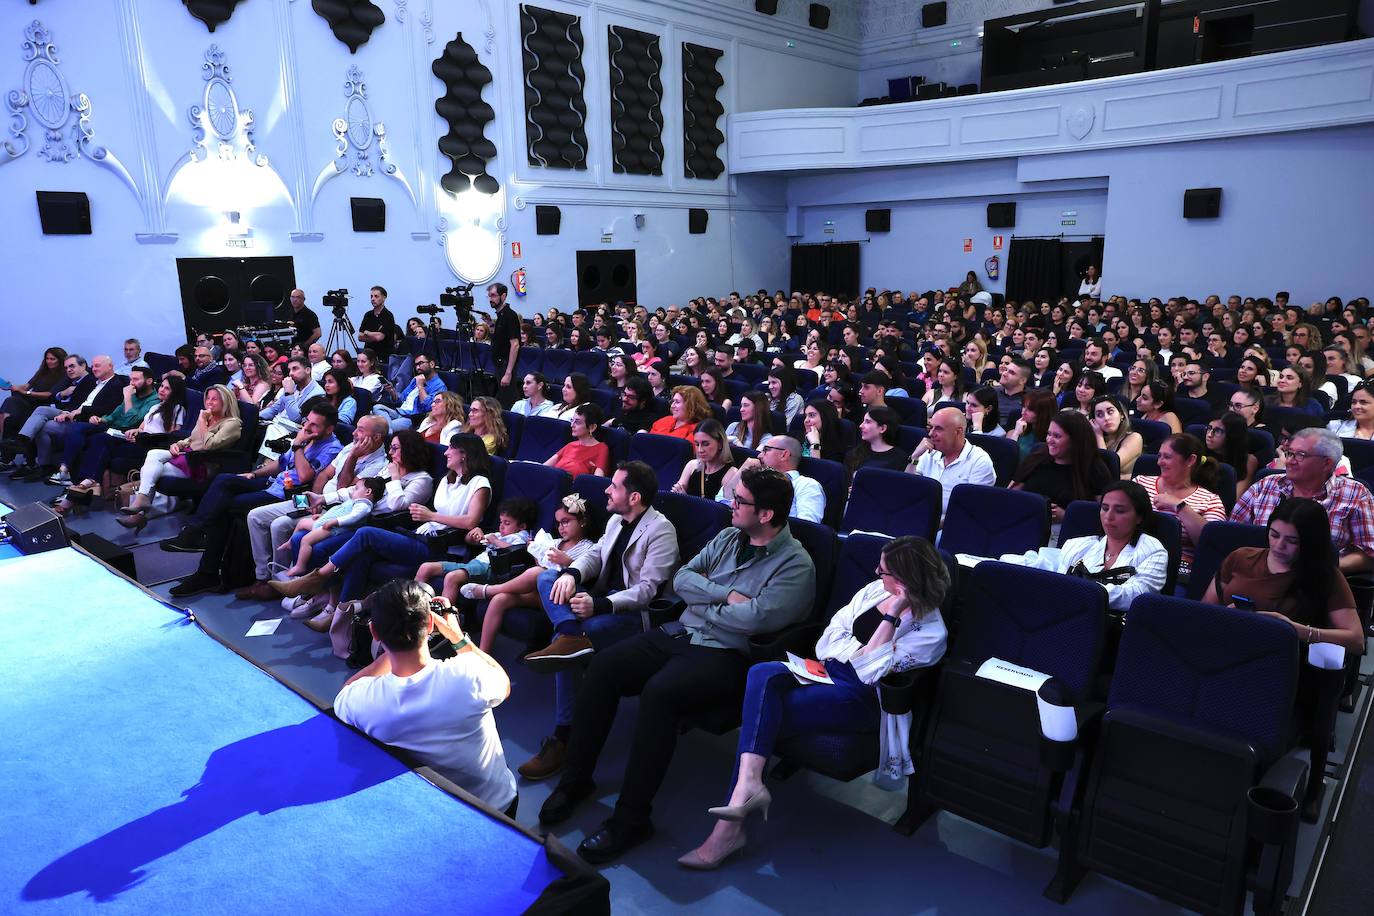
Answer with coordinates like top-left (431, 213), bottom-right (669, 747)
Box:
top-left (285, 289), bottom-right (322, 349)
top-left (357, 285), bottom-right (398, 362)
top-left (488, 282), bottom-right (521, 403)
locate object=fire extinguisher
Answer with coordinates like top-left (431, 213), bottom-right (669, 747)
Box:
top-left (511, 267), bottom-right (527, 296)
top-left (985, 255), bottom-right (999, 280)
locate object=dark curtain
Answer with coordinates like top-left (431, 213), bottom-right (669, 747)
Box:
top-left (791, 242), bottom-right (860, 299)
top-left (1061, 237), bottom-right (1106, 298)
top-left (1006, 238), bottom-right (1062, 305)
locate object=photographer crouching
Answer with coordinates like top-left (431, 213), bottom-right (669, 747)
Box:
top-left (334, 579), bottom-right (519, 816)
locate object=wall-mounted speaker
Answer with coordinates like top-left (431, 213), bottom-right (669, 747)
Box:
top-left (536, 205), bottom-right (562, 235)
top-left (36, 191), bottom-right (91, 235)
top-left (1183, 187), bottom-right (1222, 219)
top-left (350, 197), bottom-right (386, 232)
top-left (576, 249), bottom-right (638, 305)
top-left (755, 0), bottom-right (778, 14)
top-left (689, 208), bottom-right (709, 234)
top-left (921, 2), bottom-right (947, 28)
top-left (987, 202), bottom-right (1017, 228)
top-left (808, 4), bottom-right (829, 30)
top-left (865, 209), bottom-right (891, 233)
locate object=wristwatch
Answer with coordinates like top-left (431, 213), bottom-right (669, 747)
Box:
top-left (1174, 500), bottom-right (1186, 513)
top-left (880, 612), bottom-right (901, 627)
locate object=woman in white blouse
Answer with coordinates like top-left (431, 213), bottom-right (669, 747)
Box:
top-left (350, 348), bottom-right (384, 395)
top-left (679, 536), bottom-right (950, 870)
top-left (1078, 265), bottom-right (1103, 299)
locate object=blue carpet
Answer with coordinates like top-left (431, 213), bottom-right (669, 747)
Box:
top-left (0, 548), bottom-right (560, 914)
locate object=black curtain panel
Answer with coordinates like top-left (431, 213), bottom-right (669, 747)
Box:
top-left (791, 243), bottom-right (860, 300)
top-left (1006, 238), bottom-right (1062, 305)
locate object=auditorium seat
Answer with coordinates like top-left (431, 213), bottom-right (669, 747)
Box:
top-left (842, 467), bottom-right (941, 540)
top-left (1058, 500), bottom-right (1183, 595)
top-left (799, 456), bottom-right (847, 530)
top-left (514, 416), bottom-right (572, 464)
top-left (1185, 520), bottom-right (1267, 600)
top-left (628, 433), bottom-right (693, 489)
top-left (500, 462), bottom-right (570, 533)
top-left (969, 433), bottom-right (1019, 487)
top-left (939, 485), bottom-right (1048, 556)
top-left (499, 411), bottom-right (523, 459)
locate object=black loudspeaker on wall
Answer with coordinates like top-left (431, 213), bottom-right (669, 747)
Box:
top-left (1183, 188), bottom-right (1222, 219)
top-left (36, 191), bottom-right (91, 235)
top-left (4, 502), bottom-right (69, 556)
top-left (755, 0), bottom-right (778, 14)
top-left (536, 205), bottom-right (562, 235)
top-left (350, 197), bottom-right (385, 232)
top-left (576, 249), bottom-right (638, 305)
top-left (865, 209), bottom-right (891, 233)
top-left (689, 208), bottom-right (709, 234)
top-left (987, 202), bottom-right (1017, 228)
top-left (808, 3), bottom-right (829, 29)
top-left (921, 2), bottom-right (948, 28)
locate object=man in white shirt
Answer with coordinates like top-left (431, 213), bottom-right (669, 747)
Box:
top-left (908, 406), bottom-right (997, 517)
top-left (117, 338), bottom-right (148, 376)
top-left (715, 435), bottom-right (825, 523)
top-left (1083, 340), bottom-right (1122, 382)
top-left (334, 579), bottom-right (518, 814)
top-left (307, 343), bottom-right (330, 382)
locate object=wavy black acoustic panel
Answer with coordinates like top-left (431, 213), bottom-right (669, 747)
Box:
top-left (521, 5), bottom-right (588, 170)
top-left (608, 25), bottom-right (664, 176)
top-left (433, 33), bottom-right (499, 196)
top-left (182, 0), bottom-right (247, 32)
top-left (312, 0), bottom-right (385, 54)
top-left (682, 43), bottom-right (725, 181)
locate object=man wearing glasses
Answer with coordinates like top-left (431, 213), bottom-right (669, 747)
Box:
top-left (715, 435), bottom-right (825, 523)
top-left (1232, 426), bottom-right (1374, 574)
top-left (539, 467), bottom-right (815, 864)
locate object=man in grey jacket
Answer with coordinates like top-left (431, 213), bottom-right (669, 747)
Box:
top-left (539, 467), bottom-right (816, 865)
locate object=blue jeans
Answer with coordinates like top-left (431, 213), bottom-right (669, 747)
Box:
top-left (535, 567), bottom-right (643, 727)
top-left (330, 527), bottom-right (433, 601)
top-left (733, 660), bottom-right (878, 785)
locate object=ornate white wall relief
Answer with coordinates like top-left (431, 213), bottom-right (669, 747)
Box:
top-left (310, 65), bottom-right (417, 209)
top-left (185, 45), bottom-right (266, 167)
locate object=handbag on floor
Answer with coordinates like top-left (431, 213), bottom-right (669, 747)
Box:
top-left (111, 471), bottom-right (140, 510)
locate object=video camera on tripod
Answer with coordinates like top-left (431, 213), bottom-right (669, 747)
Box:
top-left (418, 284), bottom-right (479, 331)
top-left (321, 289), bottom-right (357, 354)
top-left (323, 288), bottom-right (350, 317)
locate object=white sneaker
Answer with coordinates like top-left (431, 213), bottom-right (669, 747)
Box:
top-left (47, 468), bottom-right (72, 486)
top-left (289, 592), bottom-right (332, 619)
top-left (460, 582), bottom-right (487, 600)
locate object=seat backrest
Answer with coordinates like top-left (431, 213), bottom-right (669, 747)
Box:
top-left (514, 345), bottom-right (544, 379)
top-left (842, 467), bottom-right (941, 540)
top-left (235, 402), bottom-right (259, 449)
top-left (956, 561), bottom-right (1108, 703)
top-left (351, 386), bottom-right (374, 417)
top-left (1173, 397), bottom-right (1211, 427)
top-left (472, 342), bottom-right (496, 375)
top-left (968, 433), bottom-right (1018, 487)
top-left (1342, 436), bottom-right (1374, 473)
top-left (570, 473), bottom-right (611, 519)
top-left (1115, 595), bottom-right (1298, 762)
top-left (596, 425), bottom-right (629, 465)
top-left (540, 348), bottom-right (574, 383)
top-left (181, 387), bottom-right (205, 431)
top-left (896, 425), bottom-right (927, 455)
top-left (1058, 500), bottom-right (1183, 594)
top-left (427, 442), bottom-right (448, 480)
top-left (827, 533), bottom-right (889, 618)
top-left (1246, 427), bottom-right (1276, 467)
top-left (145, 351), bottom-right (179, 378)
top-left (1131, 453), bottom-right (1159, 479)
top-left (788, 517), bottom-right (837, 619)
top-left (1097, 448), bottom-right (1121, 480)
top-left (587, 387), bottom-right (619, 417)
top-left (939, 485), bottom-right (1048, 557)
top-left (514, 415), bottom-right (572, 463)
top-left (627, 433), bottom-right (693, 490)
top-left (734, 362), bottom-right (767, 387)
top-left (1133, 418), bottom-right (1171, 453)
top-left (798, 456), bottom-right (846, 529)
top-left (571, 350), bottom-right (607, 386)
top-left (1186, 521), bottom-right (1268, 600)
top-left (655, 491), bottom-right (730, 563)
top-left (498, 410), bottom-right (523, 458)
top-left (501, 462), bottom-right (571, 532)
top-left (481, 456), bottom-right (508, 528)
top-left (886, 396), bottom-right (926, 428)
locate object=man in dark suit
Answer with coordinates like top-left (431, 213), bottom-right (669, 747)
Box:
top-left (18, 354), bottom-right (127, 482)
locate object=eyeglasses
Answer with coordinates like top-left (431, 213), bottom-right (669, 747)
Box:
top-left (1205, 425), bottom-right (1225, 435)
top-left (875, 566), bottom-right (895, 578)
top-left (1282, 448), bottom-right (1321, 463)
top-left (1229, 401), bottom-right (1256, 411)
top-left (760, 444), bottom-right (787, 454)
top-left (731, 495), bottom-right (756, 508)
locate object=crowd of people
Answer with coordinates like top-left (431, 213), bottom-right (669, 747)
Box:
top-left (1, 277), bottom-right (1369, 871)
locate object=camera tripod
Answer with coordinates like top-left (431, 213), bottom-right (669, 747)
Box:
top-left (325, 308), bottom-right (359, 356)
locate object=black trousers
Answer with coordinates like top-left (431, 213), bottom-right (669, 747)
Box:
top-left (193, 475), bottom-right (277, 578)
top-left (558, 629), bottom-right (751, 826)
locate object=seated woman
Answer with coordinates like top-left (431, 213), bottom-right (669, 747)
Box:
top-left (1120, 358), bottom-right (1157, 410)
top-left (230, 352), bottom-right (273, 408)
top-left (799, 398), bottom-right (845, 461)
top-left (1268, 365), bottom-right (1322, 414)
top-left (512, 371), bottom-right (556, 418)
top-left (64, 374), bottom-right (188, 502)
top-left (964, 387), bottom-right (1005, 438)
top-left (417, 390), bottom-right (466, 445)
top-left (321, 368), bottom-right (358, 426)
top-left (0, 346), bottom-right (67, 438)
top-left (726, 390), bottom-right (772, 451)
top-left (607, 354), bottom-right (637, 391)
top-left (1011, 410), bottom-right (1114, 528)
top-left (649, 385), bottom-right (711, 440)
top-left (1205, 411), bottom-right (1260, 500)
top-left (551, 372), bottom-right (593, 422)
top-left (1091, 395), bottom-right (1144, 478)
top-left (1133, 433), bottom-right (1227, 580)
top-left (271, 434), bottom-right (492, 608)
top-left (546, 403), bottom-right (610, 476)
top-left (1328, 380), bottom-right (1374, 440)
top-left (845, 405), bottom-right (910, 475)
top-left (767, 367), bottom-right (804, 427)
top-left (1203, 496), bottom-right (1364, 655)
top-left (644, 360), bottom-right (672, 400)
top-left (1135, 380), bottom-right (1183, 434)
top-left (1049, 362), bottom-right (1078, 409)
top-left (117, 384), bottom-right (241, 531)
top-left (672, 419), bottom-right (735, 498)
top-left (350, 348), bottom-right (384, 395)
top-left (1070, 370), bottom-right (1107, 416)
top-left (922, 356), bottom-right (965, 408)
top-left (463, 396), bottom-right (508, 455)
top-left (679, 536), bottom-right (950, 869)
top-left (700, 367), bottom-right (733, 415)
top-left (1011, 390), bottom-right (1057, 461)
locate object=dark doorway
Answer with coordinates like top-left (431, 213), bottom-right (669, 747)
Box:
top-left (1006, 236), bottom-right (1104, 304)
top-left (790, 242), bottom-right (860, 299)
top-left (575, 250), bottom-right (637, 306)
top-left (175, 257), bottom-right (297, 342)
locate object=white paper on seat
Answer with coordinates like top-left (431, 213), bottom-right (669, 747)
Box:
top-left (1307, 642), bottom-right (1346, 670)
top-left (976, 656), bottom-right (1052, 692)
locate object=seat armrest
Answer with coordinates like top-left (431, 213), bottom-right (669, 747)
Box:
top-left (878, 666), bottom-right (936, 715)
top-left (749, 622), bottom-right (823, 662)
top-left (1258, 748), bottom-right (1308, 803)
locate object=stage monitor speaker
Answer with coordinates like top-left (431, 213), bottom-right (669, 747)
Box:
top-left (808, 4), bottom-right (829, 29)
top-left (987, 202), bottom-right (1017, 228)
top-left (350, 197), bottom-right (385, 232)
top-left (68, 531), bottom-right (138, 580)
top-left (576, 249), bottom-right (638, 306)
top-left (1184, 187), bottom-right (1222, 219)
top-left (4, 502), bottom-right (69, 556)
top-left (36, 191), bottom-right (91, 235)
top-left (535, 205), bottom-right (561, 235)
top-left (689, 208), bottom-right (709, 234)
top-left (755, 0), bottom-right (777, 13)
top-left (921, 2), bottom-right (947, 28)
top-left (865, 209), bottom-right (891, 233)
top-left (175, 256), bottom-right (297, 341)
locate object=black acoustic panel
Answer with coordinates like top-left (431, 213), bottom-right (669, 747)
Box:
top-left (351, 197), bottom-right (385, 232)
top-left (535, 205), bottom-right (561, 235)
top-left (311, 0), bottom-right (385, 53)
top-left (809, 4), bottom-right (830, 30)
top-left (682, 43), bottom-right (725, 181)
top-left (521, 5), bottom-right (589, 170)
top-left (576, 249), bottom-right (637, 306)
top-left (608, 25), bottom-right (664, 177)
top-left (921, 2), bottom-right (947, 28)
top-left (987, 201), bottom-right (1017, 228)
top-left (36, 191), bottom-right (91, 235)
top-left (755, 0), bottom-right (778, 13)
top-left (1184, 187), bottom-right (1222, 219)
top-left (433, 33), bottom-right (499, 196)
top-left (176, 257), bottom-right (296, 342)
top-left (689, 208), bottom-right (708, 234)
top-left (866, 208), bottom-right (890, 233)
top-left (182, 0), bottom-right (248, 32)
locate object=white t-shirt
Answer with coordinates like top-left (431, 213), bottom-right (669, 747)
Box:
top-left (419, 473), bottom-right (490, 535)
top-left (352, 373), bottom-right (383, 394)
top-left (335, 654), bottom-right (517, 809)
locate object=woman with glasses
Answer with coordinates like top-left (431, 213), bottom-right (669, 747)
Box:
top-left (1205, 411), bottom-right (1259, 500)
top-left (1228, 387), bottom-right (1267, 429)
top-left (1134, 433), bottom-right (1226, 579)
top-left (679, 536), bottom-right (950, 870)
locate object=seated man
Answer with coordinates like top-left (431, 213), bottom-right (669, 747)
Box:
top-left (334, 580), bottom-right (518, 814)
top-left (714, 435), bottom-right (825, 524)
top-left (538, 467), bottom-right (815, 864)
top-left (19, 355), bottom-right (126, 483)
top-left (186, 346), bottom-right (228, 392)
top-left (51, 364), bottom-right (160, 487)
top-left (259, 355), bottom-right (324, 446)
top-left (372, 352), bottom-right (446, 432)
top-left (518, 461), bottom-right (679, 780)
top-left (906, 406), bottom-right (997, 517)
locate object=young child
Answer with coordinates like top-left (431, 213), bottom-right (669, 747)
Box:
top-left (279, 477), bottom-right (385, 577)
top-left (414, 497), bottom-right (539, 607)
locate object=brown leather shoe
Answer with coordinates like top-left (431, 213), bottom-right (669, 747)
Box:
top-left (268, 568), bottom-right (328, 598)
top-left (234, 580), bottom-right (276, 601)
top-left (303, 607), bottom-right (336, 633)
top-left (523, 634), bottom-right (594, 674)
top-left (518, 737), bottom-right (566, 781)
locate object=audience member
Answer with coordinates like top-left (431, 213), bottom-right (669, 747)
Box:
top-left (1134, 433), bottom-right (1227, 578)
top-left (716, 435), bottom-right (825, 524)
top-left (906, 406), bottom-right (996, 515)
top-left (1011, 410), bottom-right (1113, 526)
top-left (546, 403), bottom-right (610, 476)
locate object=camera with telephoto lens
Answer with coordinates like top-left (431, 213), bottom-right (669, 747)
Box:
top-left (439, 284), bottom-right (475, 314)
top-left (323, 288), bottom-right (350, 316)
top-left (416, 303), bottom-right (442, 316)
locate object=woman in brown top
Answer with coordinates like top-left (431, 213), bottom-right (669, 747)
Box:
top-left (1202, 497), bottom-right (1364, 654)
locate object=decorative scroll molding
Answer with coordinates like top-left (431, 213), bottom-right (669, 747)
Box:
top-left (185, 46), bottom-right (264, 164)
top-left (310, 65), bottom-right (416, 209)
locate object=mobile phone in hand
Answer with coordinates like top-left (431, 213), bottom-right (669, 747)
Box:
top-left (1231, 595), bottom-right (1256, 611)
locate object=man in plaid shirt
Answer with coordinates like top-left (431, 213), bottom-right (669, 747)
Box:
top-left (1231, 427), bottom-right (1374, 574)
